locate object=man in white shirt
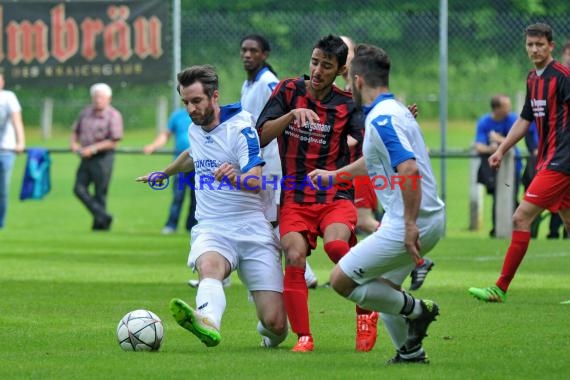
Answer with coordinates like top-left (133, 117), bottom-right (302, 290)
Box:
top-left (0, 73), bottom-right (26, 229)
top-left (309, 44), bottom-right (444, 364)
top-left (137, 65), bottom-right (287, 348)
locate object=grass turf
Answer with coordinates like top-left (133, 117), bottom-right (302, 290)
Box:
top-left (0, 124), bottom-right (568, 379)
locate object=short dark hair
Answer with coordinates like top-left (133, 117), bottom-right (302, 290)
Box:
top-left (349, 44), bottom-right (391, 88)
top-left (240, 34), bottom-right (271, 53)
top-left (524, 23), bottom-right (553, 42)
top-left (490, 94), bottom-right (508, 110)
top-left (314, 34), bottom-right (348, 68)
top-left (240, 34), bottom-right (277, 76)
top-left (177, 65), bottom-right (218, 98)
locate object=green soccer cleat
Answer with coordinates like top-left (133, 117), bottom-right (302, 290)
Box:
top-left (468, 285), bottom-right (507, 303)
top-left (169, 298), bottom-right (221, 347)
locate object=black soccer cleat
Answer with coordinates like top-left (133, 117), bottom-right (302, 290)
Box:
top-left (405, 299), bottom-right (439, 351)
top-left (386, 350), bottom-right (430, 364)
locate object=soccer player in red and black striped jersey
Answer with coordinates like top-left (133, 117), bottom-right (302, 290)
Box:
top-left (469, 23), bottom-right (570, 303)
top-left (256, 35), bottom-right (378, 352)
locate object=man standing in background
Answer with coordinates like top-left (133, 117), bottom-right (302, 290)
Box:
top-left (0, 73), bottom-right (26, 229)
top-left (70, 83), bottom-right (123, 231)
top-left (143, 108), bottom-right (197, 235)
top-left (474, 94), bottom-right (522, 237)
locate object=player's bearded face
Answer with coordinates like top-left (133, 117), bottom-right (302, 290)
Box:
top-left (180, 82), bottom-right (217, 127)
top-left (191, 99), bottom-right (215, 126)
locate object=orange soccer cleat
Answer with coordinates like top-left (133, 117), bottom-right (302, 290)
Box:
top-left (356, 311), bottom-right (379, 352)
top-left (291, 335), bottom-right (314, 352)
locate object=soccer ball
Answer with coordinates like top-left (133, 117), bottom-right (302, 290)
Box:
top-left (116, 309), bottom-right (164, 351)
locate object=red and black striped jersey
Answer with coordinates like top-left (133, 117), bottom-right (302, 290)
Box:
top-left (521, 60), bottom-right (570, 175)
top-left (256, 76), bottom-right (364, 204)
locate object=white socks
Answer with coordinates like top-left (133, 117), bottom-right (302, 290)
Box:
top-left (380, 313), bottom-right (408, 349)
top-left (347, 279), bottom-right (407, 315)
top-left (196, 277), bottom-right (226, 330)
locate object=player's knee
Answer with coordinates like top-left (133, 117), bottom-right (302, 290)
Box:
top-left (261, 313), bottom-right (288, 336)
top-left (284, 249), bottom-right (306, 267)
top-left (324, 240), bottom-right (349, 264)
top-left (330, 266), bottom-right (355, 298)
top-left (512, 207), bottom-right (536, 230)
top-left (195, 255), bottom-right (228, 280)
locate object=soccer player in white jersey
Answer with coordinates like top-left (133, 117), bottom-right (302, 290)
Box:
top-left (309, 44), bottom-right (444, 363)
top-left (137, 65), bottom-right (287, 348)
top-left (240, 34), bottom-right (318, 289)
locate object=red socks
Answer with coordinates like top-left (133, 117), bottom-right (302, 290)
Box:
top-left (324, 240), bottom-right (350, 264)
top-left (283, 266), bottom-right (311, 336)
top-left (496, 230), bottom-right (531, 292)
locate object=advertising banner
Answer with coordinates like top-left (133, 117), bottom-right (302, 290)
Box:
top-left (0, 0), bottom-right (170, 86)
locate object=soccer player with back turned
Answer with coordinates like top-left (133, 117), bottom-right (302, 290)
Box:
top-left (309, 43), bottom-right (444, 364)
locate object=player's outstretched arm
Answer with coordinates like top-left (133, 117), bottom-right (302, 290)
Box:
top-left (489, 117), bottom-right (530, 169)
top-left (308, 156), bottom-right (367, 187)
top-left (135, 149), bottom-right (194, 183)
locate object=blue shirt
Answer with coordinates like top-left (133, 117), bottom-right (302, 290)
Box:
top-left (168, 108), bottom-right (191, 155)
top-left (475, 112), bottom-right (522, 174)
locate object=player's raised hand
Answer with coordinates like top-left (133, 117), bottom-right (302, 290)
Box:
top-left (214, 162), bottom-right (237, 186)
top-left (488, 150), bottom-right (503, 170)
top-left (291, 108), bottom-right (320, 128)
top-left (407, 103), bottom-right (418, 118)
top-left (308, 168), bottom-right (336, 187)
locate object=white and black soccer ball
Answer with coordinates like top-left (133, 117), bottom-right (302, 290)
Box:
top-left (116, 309), bottom-right (164, 351)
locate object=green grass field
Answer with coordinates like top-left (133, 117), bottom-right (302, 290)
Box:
top-left (1, 124), bottom-right (569, 379)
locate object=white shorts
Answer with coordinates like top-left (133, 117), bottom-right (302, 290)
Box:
top-left (339, 211), bottom-right (445, 286)
top-left (188, 217), bottom-right (283, 292)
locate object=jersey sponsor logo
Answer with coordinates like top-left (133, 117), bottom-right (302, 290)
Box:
top-left (530, 98), bottom-right (546, 117)
top-left (197, 302), bottom-right (208, 310)
top-left (525, 192), bottom-right (539, 198)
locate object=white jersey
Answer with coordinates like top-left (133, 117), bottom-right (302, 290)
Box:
top-left (241, 66), bottom-right (281, 177)
top-left (188, 103), bottom-right (265, 223)
top-left (0, 90), bottom-right (21, 150)
top-left (362, 93), bottom-right (444, 224)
